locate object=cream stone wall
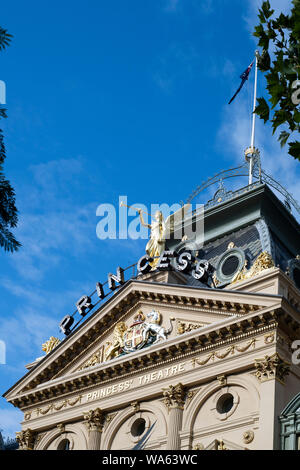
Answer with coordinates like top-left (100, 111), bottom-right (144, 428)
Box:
top-left (5, 270), bottom-right (300, 451)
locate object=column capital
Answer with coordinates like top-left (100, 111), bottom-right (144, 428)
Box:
top-left (16, 428), bottom-right (36, 450)
top-left (254, 352), bottom-right (290, 384)
top-left (163, 383), bottom-right (186, 410)
top-left (83, 408), bottom-right (106, 432)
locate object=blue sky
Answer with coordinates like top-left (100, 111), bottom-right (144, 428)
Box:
top-left (0, 0), bottom-right (298, 439)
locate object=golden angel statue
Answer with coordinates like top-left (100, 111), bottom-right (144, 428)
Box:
top-left (137, 204), bottom-right (191, 268)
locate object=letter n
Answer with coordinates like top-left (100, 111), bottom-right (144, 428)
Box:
top-left (108, 267), bottom-right (125, 290)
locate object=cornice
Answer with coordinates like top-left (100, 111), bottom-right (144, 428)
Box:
top-left (7, 305), bottom-right (290, 409)
top-left (4, 280), bottom-right (279, 399)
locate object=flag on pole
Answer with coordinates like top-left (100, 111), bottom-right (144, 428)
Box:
top-left (228, 60), bottom-right (255, 104)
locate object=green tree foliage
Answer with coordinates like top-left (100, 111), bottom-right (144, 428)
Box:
top-left (253, 0), bottom-right (300, 160)
top-left (0, 27), bottom-right (20, 252)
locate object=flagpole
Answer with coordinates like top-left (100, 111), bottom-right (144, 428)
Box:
top-left (245, 50), bottom-right (260, 186)
top-left (251, 51), bottom-right (259, 150)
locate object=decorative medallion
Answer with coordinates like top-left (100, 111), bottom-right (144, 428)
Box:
top-left (243, 430), bottom-right (254, 444)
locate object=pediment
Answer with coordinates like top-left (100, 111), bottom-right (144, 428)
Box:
top-left (204, 438), bottom-right (248, 450)
top-left (3, 278), bottom-right (281, 402)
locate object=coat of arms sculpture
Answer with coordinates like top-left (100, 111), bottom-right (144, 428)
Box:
top-left (104, 310), bottom-right (174, 362)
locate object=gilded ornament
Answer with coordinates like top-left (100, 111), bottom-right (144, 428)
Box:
top-left (177, 321), bottom-right (203, 335)
top-left (217, 439), bottom-right (227, 450)
top-left (193, 339), bottom-right (256, 367)
top-left (104, 322), bottom-right (128, 362)
top-left (254, 352), bottom-right (290, 383)
top-left (138, 205), bottom-right (191, 269)
top-left (104, 311), bottom-right (174, 361)
top-left (78, 350), bottom-right (103, 371)
top-left (230, 251), bottom-right (275, 285)
top-left (83, 408), bottom-right (105, 432)
top-left (264, 332), bottom-right (275, 344)
top-left (56, 423), bottom-right (65, 434)
top-left (131, 401), bottom-right (140, 413)
top-left (24, 411), bottom-right (32, 421)
top-left (16, 429), bottom-right (36, 450)
top-left (243, 430), bottom-right (254, 444)
top-left (217, 375), bottom-right (227, 386)
top-left (162, 383), bottom-right (186, 409)
top-left (193, 443), bottom-right (204, 450)
top-left (42, 336), bottom-right (61, 355)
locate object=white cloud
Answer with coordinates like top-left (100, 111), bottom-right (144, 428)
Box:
top-left (245, 0), bottom-right (293, 34)
top-left (8, 157), bottom-right (98, 281)
top-left (163, 0), bottom-right (213, 14)
top-left (153, 42), bottom-right (201, 92)
top-left (217, 94), bottom-right (300, 217)
top-left (0, 408), bottom-right (23, 439)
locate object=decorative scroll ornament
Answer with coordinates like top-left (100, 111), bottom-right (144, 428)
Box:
top-left (42, 336), bottom-right (61, 354)
top-left (193, 443), bottom-right (204, 450)
top-left (104, 310), bottom-right (174, 362)
top-left (162, 383), bottom-right (186, 410)
top-left (36, 395), bottom-right (82, 416)
top-left (254, 353), bottom-right (290, 383)
top-left (177, 321), bottom-right (203, 335)
top-left (231, 251), bottom-right (275, 285)
top-left (78, 349), bottom-right (103, 371)
top-left (16, 429), bottom-right (36, 450)
top-left (192, 339), bottom-right (256, 367)
top-left (83, 408), bottom-right (106, 432)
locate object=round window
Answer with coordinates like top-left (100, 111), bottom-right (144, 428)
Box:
top-left (131, 418), bottom-right (146, 437)
top-left (221, 255), bottom-right (240, 276)
top-left (215, 248), bottom-right (245, 285)
top-left (216, 393), bottom-right (234, 414)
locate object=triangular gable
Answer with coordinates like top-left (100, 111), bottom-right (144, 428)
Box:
top-left (3, 278), bottom-right (280, 401)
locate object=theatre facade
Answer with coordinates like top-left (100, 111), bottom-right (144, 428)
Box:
top-left (3, 182), bottom-right (300, 450)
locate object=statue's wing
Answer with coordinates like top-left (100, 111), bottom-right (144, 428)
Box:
top-left (163, 204), bottom-right (191, 241)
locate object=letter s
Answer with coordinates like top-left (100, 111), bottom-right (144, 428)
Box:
top-left (292, 80), bottom-right (300, 105)
top-left (291, 340), bottom-right (300, 365)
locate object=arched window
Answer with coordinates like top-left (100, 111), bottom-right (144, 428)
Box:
top-left (279, 392), bottom-right (300, 450)
top-left (57, 439), bottom-right (70, 450)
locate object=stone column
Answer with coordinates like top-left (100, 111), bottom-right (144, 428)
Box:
top-left (254, 352), bottom-right (290, 450)
top-left (163, 383), bottom-right (186, 450)
top-left (15, 429), bottom-right (36, 450)
top-left (83, 408), bottom-right (105, 450)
